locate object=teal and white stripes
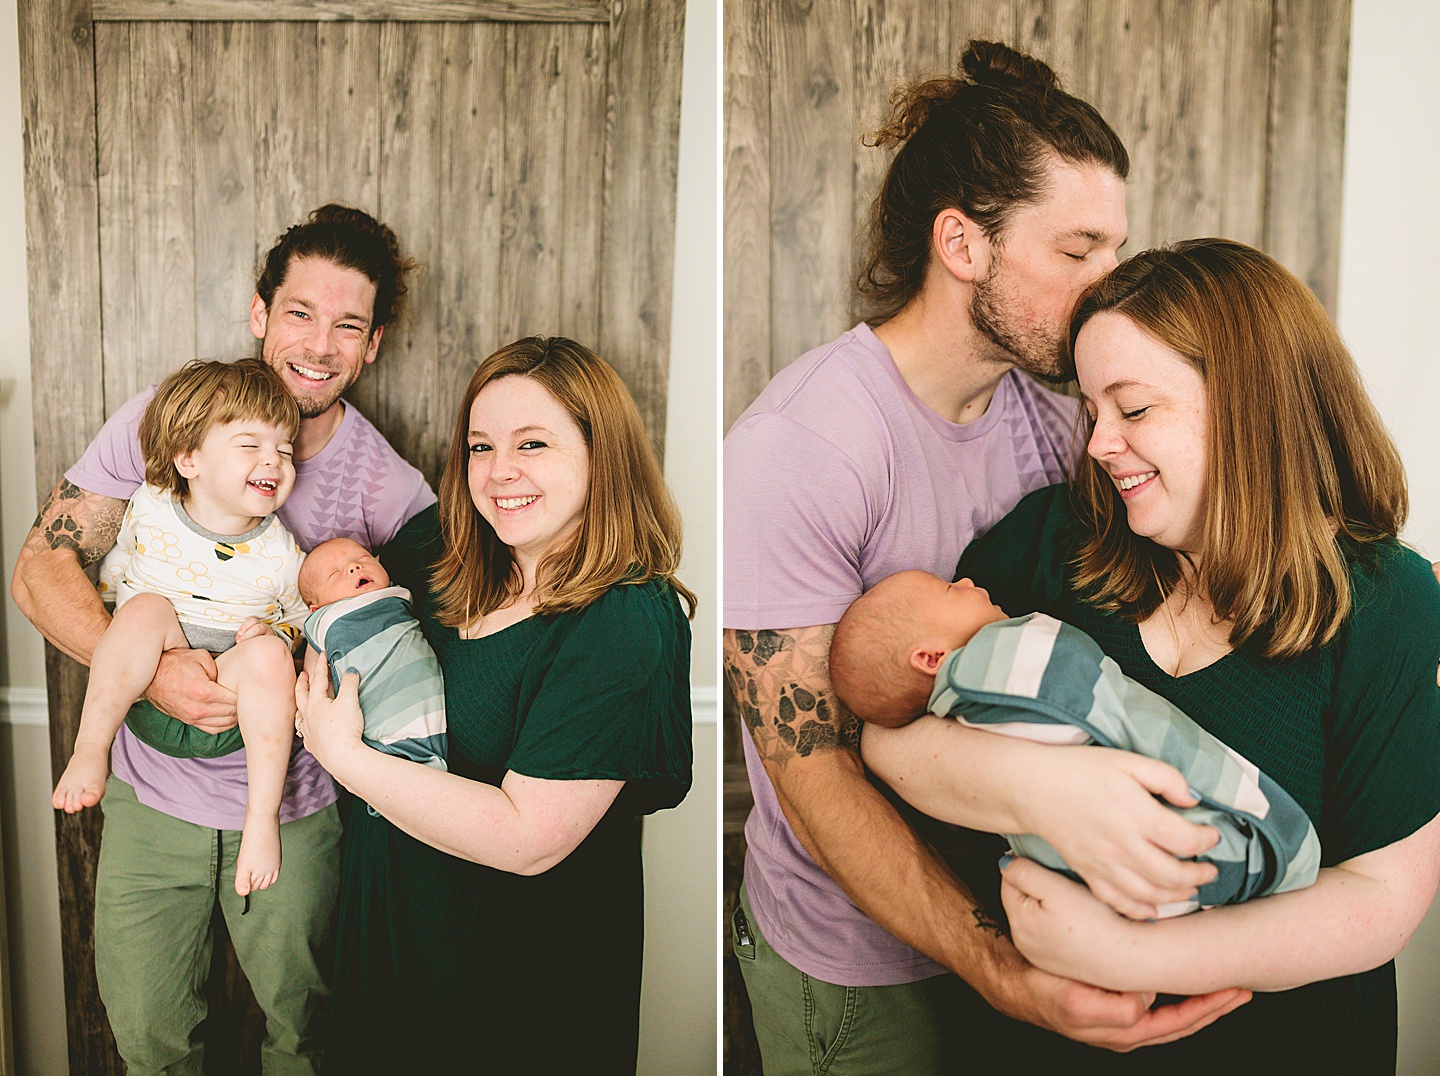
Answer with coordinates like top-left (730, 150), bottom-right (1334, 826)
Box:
top-left (931, 613), bottom-right (1320, 916)
top-left (304, 587), bottom-right (447, 771)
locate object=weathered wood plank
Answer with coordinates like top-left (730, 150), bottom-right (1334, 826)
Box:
top-left (94, 0), bottom-right (609, 22)
top-left (323, 21), bottom-right (384, 425)
top-left (192, 22), bottom-right (259, 362)
top-left (1013, 0), bottom-right (1090, 101)
top-left (598, 0), bottom-right (685, 444)
top-left (499, 24), bottom-right (568, 348)
top-left (768, 0), bottom-right (853, 377)
top-left (722, 0), bottom-right (770, 432)
top-left (1265, 0), bottom-right (1351, 313)
top-left (96, 21), bottom-right (139, 418)
top-left (316, 23), bottom-right (381, 214)
top-left (19, 7), bottom-right (111, 1070)
top-left (435, 21), bottom-right (505, 427)
top-left (1085, 1), bottom-right (1164, 253)
top-left (374, 22), bottom-right (445, 482)
top-left (558, 23), bottom-right (607, 348)
top-left (251, 23), bottom-right (320, 281)
top-left (126, 23), bottom-right (198, 396)
top-left (1146, 1), bottom-right (1269, 246)
top-left (852, 0), bottom-right (952, 322)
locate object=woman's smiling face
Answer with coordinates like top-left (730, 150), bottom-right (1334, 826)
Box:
top-left (1076, 312), bottom-right (1210, 558)
top-left (467, 375), bottom-right (591, 569)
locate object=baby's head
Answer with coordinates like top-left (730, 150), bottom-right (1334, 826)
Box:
top-left (831, 571), bottom-right (1007, 726)
top-left (299, 538), bottom-right (391, 609)
top-left (140, 358), bottom-right (301, 503)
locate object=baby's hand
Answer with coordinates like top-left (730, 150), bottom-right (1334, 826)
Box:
top-left (235, 617), bottom-right (275, 643)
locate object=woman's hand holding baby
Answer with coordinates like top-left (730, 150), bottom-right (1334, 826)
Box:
top-left (1014, 746), bottom-right (1220, 921)
top-left (294, 669), bottom-right (366, 780)
top-left (1002, 856), bottom-right (1181, 994)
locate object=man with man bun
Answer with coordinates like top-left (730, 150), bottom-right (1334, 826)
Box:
top-left (724, 41), bottom-right (1247, 1069)
top-left (12, 205), bottom-right (435, 1072)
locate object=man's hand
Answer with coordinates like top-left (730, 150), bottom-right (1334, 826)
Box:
top-left (999, 959), bottom-right (1250, 1052)
top-left (144, 648), bottom-right (238, 733)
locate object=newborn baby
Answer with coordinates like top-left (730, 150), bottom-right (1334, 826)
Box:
top-left (832, 570), bottom-right (1319, 916)
top-left (299, 538), bottom-right (447, 773)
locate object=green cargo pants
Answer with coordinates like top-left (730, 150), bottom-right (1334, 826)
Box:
top-left (94, 776), bottom-right (341, 1075)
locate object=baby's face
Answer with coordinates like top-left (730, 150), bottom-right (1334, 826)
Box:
top-left (300, 538), bottom-right (390, 608)
top-left (914, 574), bottom-right (1009, 651)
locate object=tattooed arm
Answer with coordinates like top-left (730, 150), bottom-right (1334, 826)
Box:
top-left (725, 623), bottom-right (1249, 1050)
top-left (11, 478), bottom-right (237, 728)
top-left (11, 479), bottom-right (124, 663)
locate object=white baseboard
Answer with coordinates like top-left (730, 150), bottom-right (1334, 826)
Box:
top-left (0, 686), bottom-right (720, 727)
top-left (0, 687), bottom-right (47, 727)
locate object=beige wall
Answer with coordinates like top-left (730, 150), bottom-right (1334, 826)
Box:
top-left (0, 1), bottom-right (717, 1073)
top-left (1338, 4), bottom-right (1440, 1074)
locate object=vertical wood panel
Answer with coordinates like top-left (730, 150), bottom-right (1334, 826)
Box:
top-left (130, 24), bottom-right (197, 394)
top-left (193, 22), bottom-right (259, 362)
top-left (557, 24), bottom-right (606, 347)
top-left (768, 0), bottom-right (853, 375)
top-left (97, 22), bottom-right (138, 416)
top-left (375, 23), bottom-right (444, 482)
top-left (436, 22), bottom-right (506, 423)
top-left (598, 0), bottom-right (685, 441)
top-left (722, 0), bottom-right (770, 431)
top-left (252, 24), bottom-right (319, 268)
top-left (852, 0), bottom-right (952, 321)
top-left (1086, 2), bottom-right (1164, 253)
top-left (1014, 0), bottom-right (1090, 98)
top-left (1265, 0), bottom-right (1350, 312)
top-left (317, 22), bottom-right (381, 211)
top-left (499, 25), bottom-right (568, 344)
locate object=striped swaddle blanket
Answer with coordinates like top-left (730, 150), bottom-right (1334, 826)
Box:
top-left (930, 613), bottom-right (1320, 916)
top-left (303, 586), bottom-right (447, 771)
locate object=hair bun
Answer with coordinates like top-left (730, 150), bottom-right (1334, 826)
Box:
top-left (961, 40), bottom-right (1059, 94)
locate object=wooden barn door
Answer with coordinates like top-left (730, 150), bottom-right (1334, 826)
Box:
top-left (723, 1), bottom-right (1350, 1070)
top-left (19, 1), bottom-right (686, 1070)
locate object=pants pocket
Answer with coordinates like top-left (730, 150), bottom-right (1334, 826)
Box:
top-left (731, 900), bottom-right (757, 961)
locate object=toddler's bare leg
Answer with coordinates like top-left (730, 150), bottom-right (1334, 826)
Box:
top-left (217, 634), bottom-right (298, 896)
top-left (54, 593), bottom-right (189, 813)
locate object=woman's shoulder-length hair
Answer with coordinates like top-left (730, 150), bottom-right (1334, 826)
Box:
top-left (431, 336), bottom-right (696, 627)
top-left (1067, 238), bottom-right (1407, 659)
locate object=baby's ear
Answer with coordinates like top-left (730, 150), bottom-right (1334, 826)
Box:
top-left (909, 647), bottom-right (946, 675)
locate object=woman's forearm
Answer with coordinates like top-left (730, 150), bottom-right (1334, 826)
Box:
top-left (861, 715), bottom-right (1040, 832)
top-left (324, 741), bottom-right (620, 874)
top-left (1007, 813), bottom-right (1440, 995)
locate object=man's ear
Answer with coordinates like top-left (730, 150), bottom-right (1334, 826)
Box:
top-left (909, 647), bottom-right (947, 676)
top-left (931, 207), bottom-right (991, 284)
top-left (363, 324), bottom-right (383, 366)
top-left (249, 292), bottom-right (269, 342)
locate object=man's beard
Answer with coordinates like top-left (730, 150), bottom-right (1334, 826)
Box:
top-left (969, 264), bottom-right (1069, 383)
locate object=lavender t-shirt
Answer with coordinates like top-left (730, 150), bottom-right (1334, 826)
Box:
top-left (723, 323), bottom-right (1078, 986)
top-left (67, 386), bottom-right (436, 830)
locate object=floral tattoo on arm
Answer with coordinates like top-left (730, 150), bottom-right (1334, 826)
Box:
top-left (723, 625), bottom-right (860, 768)
top-left (27, 479), bottom-right (125, 566)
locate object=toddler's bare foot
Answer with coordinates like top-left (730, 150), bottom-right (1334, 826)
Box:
top-left (52, 747), bottom-right (110, 813)
top-left (235, 814), bottom-right (281, 896)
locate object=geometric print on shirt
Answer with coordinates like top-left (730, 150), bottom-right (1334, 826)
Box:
top-left (97, 482), bottom-right (309, 653)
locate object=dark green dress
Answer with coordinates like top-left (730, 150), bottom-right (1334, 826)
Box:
top-left (327, 509), bottom-right (693, 1073)
top-left (947, 485), bottom-right (1440, 1074)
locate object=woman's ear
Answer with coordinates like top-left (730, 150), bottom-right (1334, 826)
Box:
top-left (932, 207), bottom-right (991, 284)
top-left (909, 647), bottom-right (947, 676)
